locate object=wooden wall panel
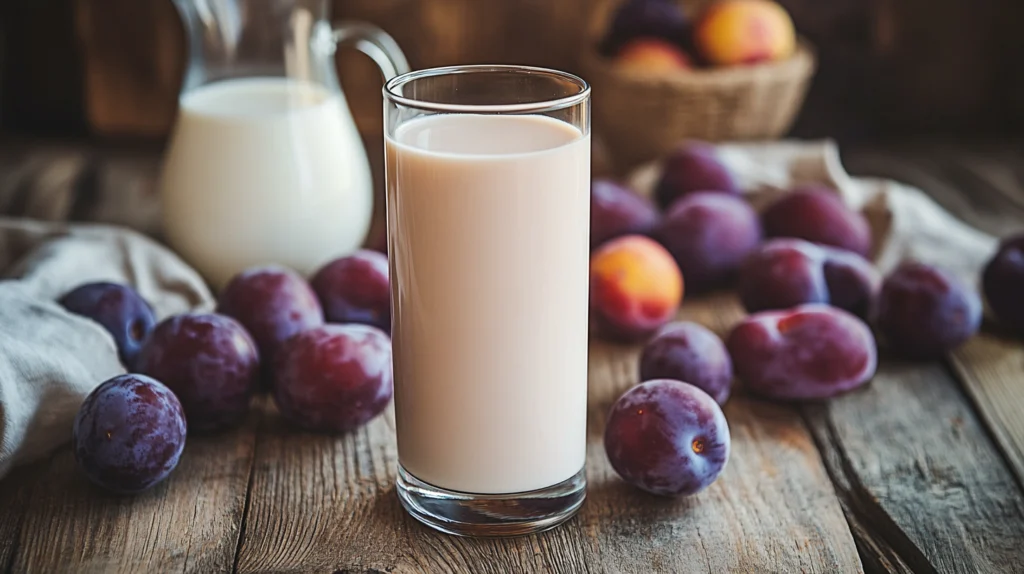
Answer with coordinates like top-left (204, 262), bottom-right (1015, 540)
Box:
top-left (0, 0), bottom-right (84, 135)
top-left (3, 0), bottom-right (1024, 140)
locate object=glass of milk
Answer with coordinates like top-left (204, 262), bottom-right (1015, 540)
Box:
top-left (160, 0), bottom-right (408, 289)
top-left (385, 66), bottom-right (591, 536)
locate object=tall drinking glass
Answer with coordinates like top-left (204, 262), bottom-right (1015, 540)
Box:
top-left (384, 66), bottom-right (591, 537)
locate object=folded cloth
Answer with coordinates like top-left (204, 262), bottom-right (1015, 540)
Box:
top-left (628, 140), bottom-right (999, 284)
top-left (0, 217), bottom-right (213, 478)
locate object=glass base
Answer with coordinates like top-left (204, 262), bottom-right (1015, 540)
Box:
top-left (396, 466), bottom-right (586, 537)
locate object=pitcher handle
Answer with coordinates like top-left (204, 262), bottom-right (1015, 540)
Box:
top-left (331, 22), bottom-right (410, 81)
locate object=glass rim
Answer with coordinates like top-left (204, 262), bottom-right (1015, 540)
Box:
top-left (383, 64), bottom-right (591, 114)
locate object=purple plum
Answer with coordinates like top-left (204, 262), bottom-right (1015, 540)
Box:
top-left (590, 179), bottom-right (660, 250)
top-left (137, 313), bottom-right (260, 433)
top-left (73, 374), bottom-right (187, 493)
top-left (59, 282), bottom-right (156, 370)
top-left (876, 262), bottom-right (981, 358)
top-left (273, 324), bottom-right (393, 433)
top-left (983, 234), bottom-right (1024, 334)
top-left (654, 141), bottom-right (739, 209)
top-left (311, 250), bottom-right (391, 333)
top-left (738, 238), bottom-right (880, 318)
top-left (655, 191), bottom-right (762, 292)
top-left (217, 265), bottom-right (324, 386)
top-left (604, 379), bottom-right (730, 496)
top-left (726, 304), bottom-right (877, 400)
top-left (762, 186), bottom-right (872, 257)
top-left (600, 0), bottom-right (689, 57)
top-left (639, 322), bottom-right (733, 404)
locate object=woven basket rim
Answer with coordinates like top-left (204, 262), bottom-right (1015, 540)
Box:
top-left (580, 38), bottom-right (817, 88)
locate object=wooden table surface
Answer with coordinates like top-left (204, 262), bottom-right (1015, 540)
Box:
top-left (1, 137), bottom-right (1024, 574)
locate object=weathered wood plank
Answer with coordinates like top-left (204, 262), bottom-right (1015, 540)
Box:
top-left (235, 292), bottom-right (862, 574)
top-left (0, 465), bottom-right (42, 573)
top-left (7, 414), bottom-right (257, 573)
top-left (805, 358), bottom-right (1024, 574)
top-left (236, 403), bottom-right (601, 573)
top-left (846, 144), bottom-right (1024, 495)
top-left (951, 333), bottom-right (1024, 489)
top-left (579, 293), bottom-right (862, 574)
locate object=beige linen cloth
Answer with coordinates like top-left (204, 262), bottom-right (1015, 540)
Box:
top-left (0, 140), bottom-right (999, 480)
top-left (0, 217), bottom-right (214, 478)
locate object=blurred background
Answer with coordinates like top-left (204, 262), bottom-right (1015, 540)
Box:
top-left (4, 0), bottom-right (1024, 143)
top-left (3, 0), bottom-right (1024, 241)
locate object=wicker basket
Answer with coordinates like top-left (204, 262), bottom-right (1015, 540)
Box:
top-left (580, 0), bottom-right (817, 171)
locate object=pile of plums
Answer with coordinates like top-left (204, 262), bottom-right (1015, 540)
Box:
top-left (600, 0), bottom-right (797, 72)
top-left (593, 140), bottom-right (1013, 498)
top-left (61, 249), bottom-right (392, 494)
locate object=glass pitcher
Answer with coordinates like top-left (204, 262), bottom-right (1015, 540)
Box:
top-left (159, 0), bottom-right (408, 289)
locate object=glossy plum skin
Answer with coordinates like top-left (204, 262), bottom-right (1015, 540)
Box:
top-left (600, 0), bottom-right (689, 57)
top-left (216, 265), bottom-right (324, 362)
top-left (639, 322), bottom-right (733, 404)
top-left (311, 250), bottom-right (391, 333)
top-left (590, 179), bottom-right (660, 250)
top-left (876, 262), bottom-right (981, 358)
top-left (137, 313), bottom-right (260, 433)
top-left (604, 379), bottom-right (730, 497)
top-left (762, 186), bottom-right (872, 256)
top-left (73, 374), bottom-right (187, 493)
top-left (727, 304), bottom-right (877, 400)
top-left (273, 324), bottom-right (393, 433)
top-left (738, 238), bottom-right (880, 318)
top-left (654, 142), bottom-right (739, 209)
top-left (59, 282), bottom-right (156, 370)
top-left (983, 234), bottom-right (1024, 334)
top-left (655, 191), bottom-right (762, 292)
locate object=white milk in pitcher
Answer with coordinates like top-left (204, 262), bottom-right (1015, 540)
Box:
top-left (160, 77), bottom-right (373, 289)
top-left (387, 114), bottom-right (591, 494)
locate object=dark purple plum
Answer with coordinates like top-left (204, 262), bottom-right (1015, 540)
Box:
top-left (983, 234), bottom-right (1024, 334)
top-left (726, 304), bottom-right (877, 400)
top-left (59, 282), bottom-right (156, 370)
top-left (654, 141), bottom-right (739, 209)
top-left (137, 313), bottom-right (260, 432)
top-left (216, 265), bottom-right (323, 362)
top-left (72, 374), bottom-right (187, 493)
top-left (604, 379), bottom-right (730, 497)
top-left (590, 179), bottom-right (660, 250)
top-left (311, 250), bottom-right (391, 333)
top-left (600, 0), bottom-right (689, 57)
top-left (762, 186), bottom-right (872, 256)
top-left (273, 324), bottom-right (393, 433)
top-left (654, 191), bottom-right (762, 292)
top-left (639, 322), bottom-right (732, 404)
top-left (876, 262), bottom-right (981, 358)
top-left (738, 238), bottom-right (880, 318)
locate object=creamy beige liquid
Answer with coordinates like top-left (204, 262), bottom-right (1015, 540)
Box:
top-left (387, 114), bottom-right (590, 494)
top-left (160, 78), bottom-right (373, 289)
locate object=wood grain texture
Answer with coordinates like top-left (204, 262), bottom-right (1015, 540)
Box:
top-left (3, 139), bottom-right (1024, 573)
top-left (805, 359), bottom-right (1024, 574)
top-left (8, 415), bottom-right (257, 574)
top-left (235, 291), bottom-right (862, 574)
top-left (845, 143), bottom-right (1024, 496)
top-left (951, 324), bottom-right (1024, 489)
top-left (0, 465), bottom-right (42, 573)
